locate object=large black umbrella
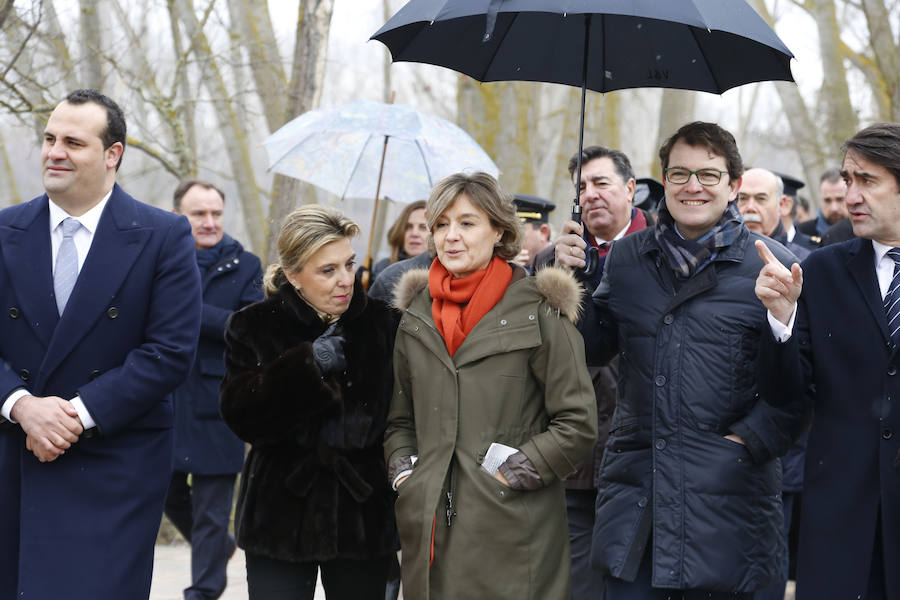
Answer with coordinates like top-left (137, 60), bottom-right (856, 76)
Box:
top-left (371, 0), bottom-right (795, 271)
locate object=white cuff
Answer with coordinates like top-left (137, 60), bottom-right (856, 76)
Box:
top-left (767, 306), bottom-right (797, 343)
top-left (69, 396), bottom-right (96, 430)
top-left (392, 469), bottom-right (414, 491)
top-left (2, 388), bottom-right (31, 423)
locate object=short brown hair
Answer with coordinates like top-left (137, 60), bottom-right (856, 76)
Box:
top-left (842, 123), bottom-right (900, 189)
top-left (386, 200), bottom-right (426, 263)
top-left (263, 205), bottom-right (360, 297)
top-left (659, 121), bottom-right (743, 181)
top-left (173, 180), bottom-right (226, 212)
top-left (425, 172), bottom-right (522, 261)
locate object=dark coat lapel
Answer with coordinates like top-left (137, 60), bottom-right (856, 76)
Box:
top-left (40, 184), bottom-right (151, 379)
top-left (0, 196), bottom-right (59, 347)
top-left (845, 238), bottom-right (891, 346)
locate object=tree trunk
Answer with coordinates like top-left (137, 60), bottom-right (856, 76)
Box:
top-left (809, 0), bottom-right (857, 155)
top-left (859, 0), bottom-right (900, 121)
top-left (266, 0), bottom-right (334, 265)
top-left (0, 132), bottom-right (22, 206)
top-left (382, 0), bottom-right (394, 103)
top-left (79, 0), bottom-right (104, 88)
top-left (175, 0), bottom-right (267, 253)
top-left (228, 0), bottom-right (287, 132)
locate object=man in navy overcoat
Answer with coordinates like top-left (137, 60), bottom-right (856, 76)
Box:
top-left (757, 122), bottom-right (900, 599)
top-left (164, 180), bottom-right (262, 599)
top-left (0, 90), bottom-right (201, 598)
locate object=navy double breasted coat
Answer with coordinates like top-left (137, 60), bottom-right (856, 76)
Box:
top-left (0, 185), bottom-right (202, 599)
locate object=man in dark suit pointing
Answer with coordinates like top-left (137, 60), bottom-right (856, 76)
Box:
top-left (757, 122), bottom-right (900, 599)
top-left (0, 89), bottom-right (202, 599)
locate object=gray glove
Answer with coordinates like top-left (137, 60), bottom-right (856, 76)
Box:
top-left (311, 323), bottom-right (347, 376)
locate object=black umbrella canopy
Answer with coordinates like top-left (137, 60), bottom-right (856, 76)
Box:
top-left (372, 0), bottom-right (794, 94)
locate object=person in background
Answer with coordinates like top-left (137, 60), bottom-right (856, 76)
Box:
top-left (387, 172), bottom-right (596, 599)
top-left (794, 194), bottom-right (813, 224)
top-left (797, 167), bottom-right (848, 238)
top-left (512, 193), bottom-right (555, 272)
top-left (738, 168), bottom-right (812, 261)
top-left (371, 200), bottom-right (427, 281)
top-left (770, 171), bottom-right (817, 251)
top-left (164, 179), bottom-right (263, 600)
top-left (220, 205), bottom-right (398, 600)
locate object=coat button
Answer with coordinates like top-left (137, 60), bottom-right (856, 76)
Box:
top-left (663, 314), bottom-right (674, 325)
top-left (655, 439), bottom-right (667, 450)
top-left (89, 370), bottom-right (101, 380)
top-left (889, 366), bottom-right (897, 376)
top-left (883, 429), bottom-right (894, 440)
top-left (234, 258), bottom-right (240, 264)
top-left (654, 375), bottom-right (667, 387)
top-left (107, 307), bottom-right (119, 319)
top-left (638, 497), bottom-right (648, 507)
top-left (500, 319), bottom-right (507, 326)
top-left (8, 307), bottom-right (19, 319)
top-left (19, 369), bottom-right (30, 381)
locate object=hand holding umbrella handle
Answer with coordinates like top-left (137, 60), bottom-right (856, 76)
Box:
top-left (571, 202), bottom-right (599, 277)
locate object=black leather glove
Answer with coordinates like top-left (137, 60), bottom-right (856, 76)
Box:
top-left (311, 323), bottom-right (347, 376)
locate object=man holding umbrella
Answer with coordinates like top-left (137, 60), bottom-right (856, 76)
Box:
top-left (556, 121), bottom-right (806, 597)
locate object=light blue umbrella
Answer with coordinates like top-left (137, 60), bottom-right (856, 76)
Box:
top-left (263, 99), bottom-right (500, 271)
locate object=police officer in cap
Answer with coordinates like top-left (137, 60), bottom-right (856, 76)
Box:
top-left (771, 170), bottom-right (819, 250)
top-left (512, 194), bottom-right (555, 272)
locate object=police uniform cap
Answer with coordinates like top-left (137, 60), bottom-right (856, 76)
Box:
top-left (768, 170), bottom-right (805, 198)
top-left (634, 177), bottom-right (664, 211)
top-left (513, 194), bottom-right (555, 224)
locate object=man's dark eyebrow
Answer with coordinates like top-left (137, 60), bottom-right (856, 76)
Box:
top-left (843, 169), bottom-right (877, 180)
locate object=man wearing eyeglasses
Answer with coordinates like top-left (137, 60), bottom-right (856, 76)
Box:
top-left (555, 122), bottom-right (806, 598)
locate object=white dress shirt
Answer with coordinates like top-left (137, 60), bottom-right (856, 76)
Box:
top-left (770, 239), bottom-right (897, 341)
top-left (592, 218), bottom-right (632, 246)
top-left (1, 191), bottom-right (112, 428)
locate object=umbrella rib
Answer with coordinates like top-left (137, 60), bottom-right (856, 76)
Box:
top-left (476, 10), bottom-right (519, 82)
top-left (687, 26), bottom-right (723, 93)
top-left (342, 133), bottom-right (379, 200)
top-left (414, 139), bottom-right (434, 187)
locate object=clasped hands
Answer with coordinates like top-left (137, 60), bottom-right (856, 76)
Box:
top-left (11, 395), bottom-right (84, 462)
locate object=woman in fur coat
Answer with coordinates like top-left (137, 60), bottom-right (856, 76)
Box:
top-left (385, 173), bottom-right (597, 600)
top-left (221, 205), bottom-right (398, 600)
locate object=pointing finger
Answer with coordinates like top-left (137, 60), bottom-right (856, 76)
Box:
top-left (755, 240), bottom-right (784, 268)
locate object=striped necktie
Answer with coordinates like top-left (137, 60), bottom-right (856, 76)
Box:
top-left (884, 247), bottom-right (900, 346)
top-left (54, 217), bottom-right (81, 315)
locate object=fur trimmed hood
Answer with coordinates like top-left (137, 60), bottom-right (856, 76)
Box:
top-left (392, 265), bottom-right (583, 323)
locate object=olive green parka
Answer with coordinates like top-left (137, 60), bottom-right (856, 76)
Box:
top-left (386, 265), bottom-right (597, 600)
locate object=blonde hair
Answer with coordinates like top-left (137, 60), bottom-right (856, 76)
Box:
top-left (425, 172), bottom-right (522, 261)
top-left (386, 200), bottom-right (427, 263)
top-left (263, 205), bottom-right (360, 297)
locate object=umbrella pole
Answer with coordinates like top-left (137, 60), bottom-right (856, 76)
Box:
top-left (573, 15), bottom-right (598, 277)
top-left (362, 135), bottom-right (390, 288)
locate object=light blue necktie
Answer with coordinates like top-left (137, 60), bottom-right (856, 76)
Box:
top-left (884, 248), bottom-right (900, 347)
top-left (54, 217), bottom-right (81, 315)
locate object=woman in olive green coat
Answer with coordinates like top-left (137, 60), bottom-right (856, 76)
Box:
top-left (385, 172), bottom-right (597, 600)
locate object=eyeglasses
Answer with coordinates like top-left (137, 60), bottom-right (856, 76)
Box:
top-left (664, 168), bottom-right (728, 186)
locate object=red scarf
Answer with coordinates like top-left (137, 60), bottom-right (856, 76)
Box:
top-left (429, 256), bottom-right (512, 356)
